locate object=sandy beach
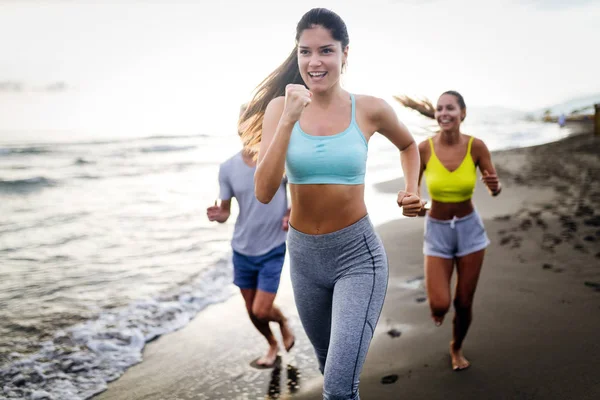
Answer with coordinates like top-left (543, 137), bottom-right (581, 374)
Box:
top-left (96, 125), bottom-right (600, 400)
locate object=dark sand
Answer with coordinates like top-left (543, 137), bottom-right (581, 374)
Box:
top-left (96, 127), bottom-right (600, 400)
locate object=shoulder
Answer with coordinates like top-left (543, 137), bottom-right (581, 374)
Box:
top-left (418, 138), bottom-right (431, 153)
top-left (418, 137), bottom-right (432, 165)
top-left (466, 135), bottom-right (491, 162)
top-left (468, 135), bottom-right (489, 152)
top-left (220, 152), bottom-right (240, 172)
top-left (262, 96), bottom-right (286, 127)
top-left (265, 96), bottom-right (286, 114)
top-left (355, 94), bottom-right (392, 121)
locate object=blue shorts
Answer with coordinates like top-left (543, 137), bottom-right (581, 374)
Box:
top-left (232, 242), bottom-right (286, 293)
top-left (424, 210), bottom-right (490, 259)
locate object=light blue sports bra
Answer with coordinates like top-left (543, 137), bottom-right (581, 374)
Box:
top-left (285, 94), bottom-right (368, 185)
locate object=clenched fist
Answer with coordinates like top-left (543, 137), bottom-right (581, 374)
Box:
top-left (481, 170), bottom-right (501, 196)
top-left (397, 191), bottom-right (425, 217)
top-left (282, 84), bottom-right (312, 123)
top-left (206, 200), bottom-right (229, 223)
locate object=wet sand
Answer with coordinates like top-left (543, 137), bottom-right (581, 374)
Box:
top-left (96, 128), bottom-right (600, 400)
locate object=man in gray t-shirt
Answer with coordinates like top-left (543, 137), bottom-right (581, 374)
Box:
top-left (217, 151), bottom-right (288, 257)
top-left (207, 122), bottom-right (295, 368)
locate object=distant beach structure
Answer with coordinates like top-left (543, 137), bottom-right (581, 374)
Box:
top-left (558, 113), bottom-right (566, 128)
top-left (595, 103), bottom-right (600, 136)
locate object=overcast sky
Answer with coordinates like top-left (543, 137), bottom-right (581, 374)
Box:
top-left (1, 0), bottom-right (598, 137)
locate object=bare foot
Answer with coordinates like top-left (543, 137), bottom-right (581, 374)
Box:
top-left (256, 343), bottom-right (279, 367)
top-left (432, 315), bottom-right (444, 326)
top-left (450, 342), bottom-right (470, 371)
top-left (280, 319), bottom-right (295, 352)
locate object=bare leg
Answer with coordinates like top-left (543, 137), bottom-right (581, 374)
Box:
top-left (424, 256), bottom-right (454, 326)
top-left (240, 289), bottom-right (279, 366)
top-left (253, 290), bottom-right (295, 352)
top-left (451, 249), bottom-right (485, 371)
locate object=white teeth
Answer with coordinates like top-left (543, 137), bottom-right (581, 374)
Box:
top-left (308, 72), bottom-right (326, 77)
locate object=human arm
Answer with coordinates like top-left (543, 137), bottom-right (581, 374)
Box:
top-left (372, 98), bottom-right (424, 217)
top-left (206, 164), bottom-right (233, 223)
top-left (255, 85), bottom-right (312, 204)
top-left (282, 207), bottom-right (291, 231)
top-left (416, 140), bottom-right (429, 217)
top-left (473, 138), bottom-right (502, 196)
top-left (206, 199), bottom-right (232, 223)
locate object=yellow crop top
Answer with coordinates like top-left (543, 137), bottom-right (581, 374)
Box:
top-left (424, 136), bottom-right (477, 203)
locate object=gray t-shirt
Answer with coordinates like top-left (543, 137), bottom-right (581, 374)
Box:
top-left (219, 151), bottom-right (288, 256)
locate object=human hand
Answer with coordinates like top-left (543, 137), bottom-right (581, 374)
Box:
top-left (281, 84), bottom-right (312, 123)
top-left (206, 200), bottom-right (229, 223)
top-left (417, 200), bottom-right (429, 217)
top-left (281, 215), bottom-right (290, 231)
top-left (397, 191), bottom-right (425, 217)
top-left (482, 170), bottom-right (501, 196)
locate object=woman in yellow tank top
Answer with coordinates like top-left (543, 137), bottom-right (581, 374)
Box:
top-left (417, 91), bottom-right (502, 371)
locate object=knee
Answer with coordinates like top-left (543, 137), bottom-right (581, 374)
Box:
top-left (453, 296), bottom-right (473, 312)
top-left (252, 305), bottom-right (270, 321)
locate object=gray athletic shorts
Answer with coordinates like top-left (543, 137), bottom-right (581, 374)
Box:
top-left (423, 210), bottom-right (490, 259)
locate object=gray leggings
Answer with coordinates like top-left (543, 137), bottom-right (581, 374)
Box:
top-left (288, 215), bottom-right (388, 400)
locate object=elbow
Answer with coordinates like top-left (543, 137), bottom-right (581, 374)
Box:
top-left (401, 140), bottom-right (417, 153)
top-left (255, 188), bottom-right (273, 204)
top-left (254, 177), bottom-right (274, 204)
top-left (254, 165), bottom-right (278, 204)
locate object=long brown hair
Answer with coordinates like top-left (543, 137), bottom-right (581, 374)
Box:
top-left (393, 95), bottom-right (436, 120)
top-left (394, 91), bottom-right (467, 121)
top-left (239, 8), bottom-right (350, 154)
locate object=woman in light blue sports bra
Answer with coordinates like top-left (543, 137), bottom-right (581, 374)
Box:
top-left (240, 8), bottom-right (423, 400)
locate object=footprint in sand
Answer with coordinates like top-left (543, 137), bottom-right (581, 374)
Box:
top-left (536, 218), bottom-right (548, 230)
top-left (519, 219), bottom-right (533, 231)
top-left (561, 231), bottom-right (575, 241)
top-left (514, 175), bottom-right (525, 185)
top-left (542, 263), bottom-right (553, 270)
top-left (575, 205), bottom-right (594, 218)
top-left (498, 233), bottom-right (523, 249)
top-left (554, 184), bottom-right (570, 195)
top-left (584, 282), bottom-right (600, 292)
top-left (559, 215), bottom-right (578, 233)
top-left (584, 216), bottom-right (600, 227)
top-left (381, 375), bottom-right (399, 385)
top-left (573, 243), bottom-right (587, 253)
top-left (584, 235), bottom-right (596, 242)
top-left (387, 328), bottom-right (402, 338)
top-left (541, 233), bottom-right (562, 252)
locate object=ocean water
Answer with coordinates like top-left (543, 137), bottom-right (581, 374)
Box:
top-left (0, 113), bottom-right (574, 399)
